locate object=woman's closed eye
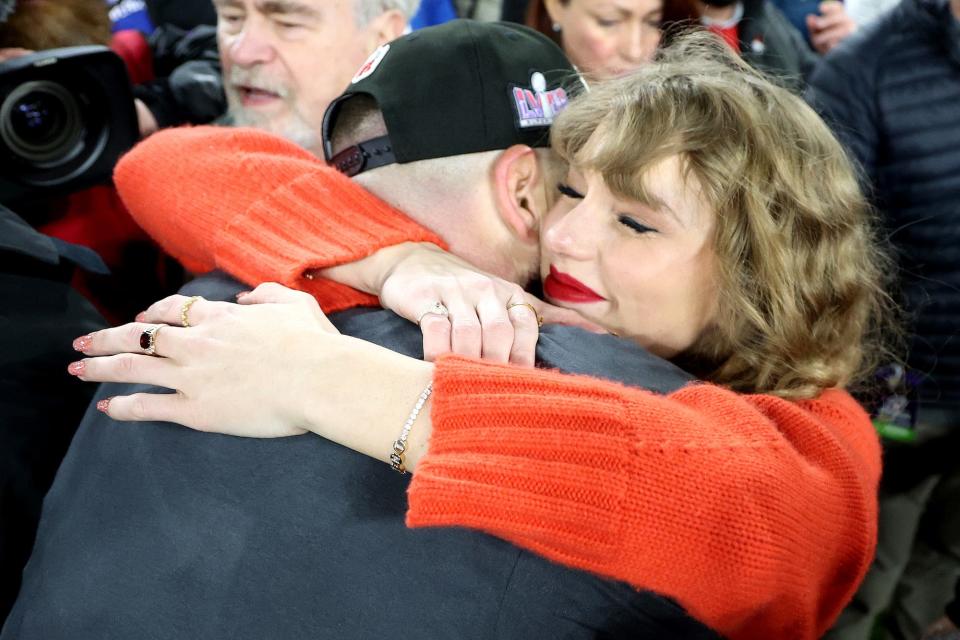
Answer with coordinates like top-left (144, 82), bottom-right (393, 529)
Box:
top-left (557, 183), bottom-right (584, 199)
top-left (618, 214), bottom-right (657, 235)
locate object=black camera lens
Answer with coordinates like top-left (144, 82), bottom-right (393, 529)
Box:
top-left (11, 91), bottom-right (69, 146)
top-left (1, 80), bottom-right (85, 166)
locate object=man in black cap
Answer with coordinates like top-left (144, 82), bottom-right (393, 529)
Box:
top-left (4, 21), bottom-right (717, 640)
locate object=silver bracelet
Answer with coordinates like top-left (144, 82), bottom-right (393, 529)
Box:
top-left (390, 382), bottom-right (433, 474)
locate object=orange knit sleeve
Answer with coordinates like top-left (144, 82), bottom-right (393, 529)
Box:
top-left (113, 126), bottom-right (446, 312)
top-left (408, 355), bottom-right (881, 640)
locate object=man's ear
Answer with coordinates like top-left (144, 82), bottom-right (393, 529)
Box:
top-left (493, 145), bottom-right (544, 244)
top-left (363, 9), bottom-right (408, 51)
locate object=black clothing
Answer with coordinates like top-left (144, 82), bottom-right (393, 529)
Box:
top-left (739, 0), bottom-right (818, 89)
top-left (133, 24), bottom-right (225, 130)
top-left (948, 578), bottom-right (960, 626)
top-left (145, 0), bottom-right (217, 31)
top-left (2, 273), bottom-right (718, 639)
top-left (0, 206), bottom-right (107, 626)
top-left (806, 0), bottom-right (960, 412)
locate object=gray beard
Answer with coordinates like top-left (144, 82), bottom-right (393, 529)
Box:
top-left (227, 100), bottom-right (321, 157)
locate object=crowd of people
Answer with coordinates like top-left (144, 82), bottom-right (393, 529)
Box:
top-left (1, 0), bottom-right (958, 638)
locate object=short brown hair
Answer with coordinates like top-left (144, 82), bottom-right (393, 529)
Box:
top-left (551, 31), bottom-right (899, 398)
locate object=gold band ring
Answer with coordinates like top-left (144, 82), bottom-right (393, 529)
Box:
top-left (506, 302), bottom-right (543, 328)
top-left (180, 296), bottom-right (202, 328)
top-left (139, 324), bottom-right (165, 356)
top-left (417, 301), bottom-right (450, 326)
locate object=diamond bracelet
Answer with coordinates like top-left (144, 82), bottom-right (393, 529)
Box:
top-left (390, 382), bottom-right (433, 474)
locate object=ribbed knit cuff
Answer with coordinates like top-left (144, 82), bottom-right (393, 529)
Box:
top-left (214, 165), bottom-right (445, 291)
top-left (406, 355), bottom-right (637, 561)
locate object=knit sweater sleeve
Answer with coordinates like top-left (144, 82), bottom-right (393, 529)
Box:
top-left (408, 355), bottom-right (881, 640)
top-left (113, 126), bottom-right (445, 312)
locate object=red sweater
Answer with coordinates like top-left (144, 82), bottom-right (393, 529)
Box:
top-left (114, 126), bottom-right (882, 640)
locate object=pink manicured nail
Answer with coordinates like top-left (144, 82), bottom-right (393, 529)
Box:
top-left (67, 360), bottom-right (86, 376)
top-left (96, 397), bottom-right (113, 413)
top-left (236, 290), bottom-right (252, 299)
top-left (135, 312), bottom-right (147, 322)
top-left (73, 335), bottom-right (92, 352)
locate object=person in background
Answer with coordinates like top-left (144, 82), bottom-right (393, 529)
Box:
top-left (765, 0), bottom-right (857, 53)
top-left (523, 0), bottom-right (697, 77)
top-left (524, 0), bottom-right (816, 86)
top-left (212, 0), bottom-right (415, 157)
top-left (0, 205), bottom-right (107, 625)
top-left (807, 0), bottom-right (960, 636)
top-left (0, 0), bottom-right (223, 322)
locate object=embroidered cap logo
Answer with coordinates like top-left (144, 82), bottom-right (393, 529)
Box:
top-left (512, 71), bottom-right (569, 129)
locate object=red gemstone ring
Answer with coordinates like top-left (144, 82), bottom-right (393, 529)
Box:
top-left (139, 324), bottom-right (165, 356)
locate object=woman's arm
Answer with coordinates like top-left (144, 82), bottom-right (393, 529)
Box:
top-left (113, 126), bottom-right (446, 313)
top-left (76, 287), bottom-right (880, 640)
top-left (412, 357), bottom-right (879, 640)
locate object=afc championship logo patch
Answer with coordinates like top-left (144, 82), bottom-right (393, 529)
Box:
top-left (511, 71), bottom-right (569, 129)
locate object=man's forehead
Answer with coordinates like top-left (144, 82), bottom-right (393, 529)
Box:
top-left (215, 0), bottom-right (327, 16)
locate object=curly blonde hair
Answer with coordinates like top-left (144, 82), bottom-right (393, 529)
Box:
top-left (551, 31), bottom-right (898, 398)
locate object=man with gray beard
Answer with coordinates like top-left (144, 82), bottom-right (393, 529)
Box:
top-left (214, 0), bottom-right (418, 155)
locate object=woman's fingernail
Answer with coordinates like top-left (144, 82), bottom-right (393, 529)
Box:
top-left (73, 335), bottom-right (92, 352)
top-left (96, 397), bottom-right (113, 413)
top-left (236, 290), bottom-right (252, 299)
top-left (135, 312), bottom-right (147, 322)
top-left (67, 360), bottom-right (86, 376)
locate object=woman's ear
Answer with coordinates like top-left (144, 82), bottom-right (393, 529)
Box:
top-left (492, 145), bottom-right (544, 244)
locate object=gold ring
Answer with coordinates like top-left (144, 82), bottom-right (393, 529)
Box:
top-left (506, 302), bottom-right (543, 328)
top-left (180, 296), bottom-right (202, 328)
top-left (417, 301), bottom-right (450, 326)
top-left (139, 324), bottom-right (165, 356)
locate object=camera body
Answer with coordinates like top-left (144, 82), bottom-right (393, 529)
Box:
top-left (0, 46), bottom-right (139, 205)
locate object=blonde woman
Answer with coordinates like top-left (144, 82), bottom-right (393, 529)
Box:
top-left (77, 35), bottom-right (895, 639)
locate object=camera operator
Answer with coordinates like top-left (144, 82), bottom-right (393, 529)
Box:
top-left (0, 203), bottom-right (108, 625)
top-left (0, 0), bottom-right (221, 624)
top-left (0, 0), bottom-right (225, 322)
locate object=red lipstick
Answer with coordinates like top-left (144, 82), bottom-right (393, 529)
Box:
top-left (543, 265), bottom-right (606, 303)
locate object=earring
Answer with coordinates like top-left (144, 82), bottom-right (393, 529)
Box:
top-left (551, 21), bottom-right (561, 32)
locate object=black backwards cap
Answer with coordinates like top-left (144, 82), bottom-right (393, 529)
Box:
top-left (323, 19), bottom-right (584, 177)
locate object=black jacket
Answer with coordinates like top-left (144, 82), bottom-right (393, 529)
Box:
top-left (806, 0), bottom-right (960, 411)
top-left (3, 273), bottom-right (720, 640)
top-left (132, 24), bottom-right (226, 129)
top-left (739, 0), bottom-right (818, 90)
top-left (0, 206), bottom-right (107, 626)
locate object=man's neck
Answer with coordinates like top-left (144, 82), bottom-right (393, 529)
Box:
top-left (952, 0), bottom-right (960, 22)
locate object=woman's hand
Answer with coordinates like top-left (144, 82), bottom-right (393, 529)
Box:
top-left (70, 283), bottom-right (436, 469)
top-left (322, 243), bottom-right (602, 366)
top-left (69, 284), bottom-right (338, 437)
